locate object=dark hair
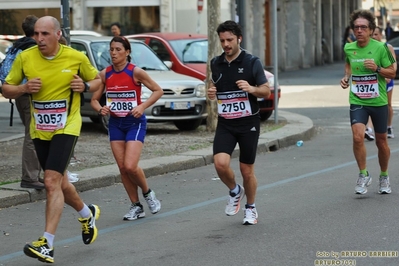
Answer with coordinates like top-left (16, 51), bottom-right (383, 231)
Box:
top-left (216, 20), bottom-right (242, 38)
top-left (110, 22), bottom-right (121, 29)
top-left (110, 36), bottom-right (131, 62)
top-left (349, 9), bottom-right (376, 31)
top-left (22, 15), bottom-right (38, 37)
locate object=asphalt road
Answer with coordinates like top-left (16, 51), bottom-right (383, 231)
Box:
top-left (1, 62), bottom-right (399, 265)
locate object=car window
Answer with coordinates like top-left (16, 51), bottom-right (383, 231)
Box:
top-left (130, 42), bottom-right (169, 70)
top-left (71, 43), bottom-right (88, 56)
top-left (169, 39), bottom-right (207, 63)
top-left (90, 42), bottom-right (111, 71)
top-left (148, 39), bottom-right (171, 61)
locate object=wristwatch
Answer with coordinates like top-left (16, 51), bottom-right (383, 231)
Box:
top-left (376, 66), bottom-right (381, 73)
top-left (83, 82), bottom-right (90, 92)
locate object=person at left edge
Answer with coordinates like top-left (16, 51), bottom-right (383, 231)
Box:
top-left (2, 16), bottom-right (102, 263)
top-left (0, 15), bottom-right (44, 189)
top-left (91, 36), bottom-right (163, 221)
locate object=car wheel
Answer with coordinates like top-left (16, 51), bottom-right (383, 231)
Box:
top-left (174, 118), bottom-right (202, 131)
top-left (260, 110), bottom-right (273, 121)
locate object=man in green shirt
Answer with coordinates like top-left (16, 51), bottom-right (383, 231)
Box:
top-left (341, 9), bottom-right (396, 195)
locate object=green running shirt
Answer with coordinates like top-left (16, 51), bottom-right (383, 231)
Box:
top-left (344, 38), bottom-right (395, 106)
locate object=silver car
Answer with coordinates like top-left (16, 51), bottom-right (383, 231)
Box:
top-left (70, 36), bottom-right (207, 133)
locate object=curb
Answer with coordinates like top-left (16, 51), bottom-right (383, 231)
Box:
top-left (0, 110), bottom-right (315, 209)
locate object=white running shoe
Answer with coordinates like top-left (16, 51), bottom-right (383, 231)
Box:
top-left (364, 127), bottom-right (375, 141)
top-left (387, 127), bottom-right (395, 139)
top-left (378, 176), bottom-right (392, 194)
top-left (123, 204), bottom-right (145, 221)
top-left (355, 173), bottom-right (372, 194)
top-left (144, 190), bottom-right (161, 214)
top-left (67, 171), bottom-right (79, 183)
top-left (243, 207), bottom-right (258, 225)
top-left (225, 184), bottom-right (245, 216)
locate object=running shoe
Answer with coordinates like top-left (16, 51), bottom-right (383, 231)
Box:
top-left (378, 176), bottom-right (392, 194)
top-left (243, 206), bottom-right (258, 225)
top-left (355, 173), bottom-right (372, 194)
top-left (67, 171), bottom-right (79, 183)
top-left (387, 127), bottom-right (395, 139)
top-left (23, 237), bottom-right (54, 263)
top-left (78, 204), bottom-right (100, 245)
top-left (225, 184), bottom-right (245, 216)
top-left (364, 128), bottom-right (375, 141)
top-left (144, 190), bottom-right (161, 214)
top-left (123, 204), bottom-right (146, 220)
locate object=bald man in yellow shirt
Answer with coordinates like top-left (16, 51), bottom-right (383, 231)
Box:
top-left (2, 16), bottom-right (102, 263)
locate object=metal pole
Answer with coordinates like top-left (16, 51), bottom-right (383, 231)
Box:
top-left (272, 0), bottom-right (278, 123)
top-left (60, 0), bottom-right (70, 45)
top-left (237, 0), bottom-right (246, 48)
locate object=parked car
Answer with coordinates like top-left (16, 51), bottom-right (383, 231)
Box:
top-left (70, 30), bottom-right (103, 37)
top-left (70, 36), bottom-right (207, 132)
top-left (126, 32), bottom-right (281, 121)
top-left (387, 36), bottom-right (399, 79)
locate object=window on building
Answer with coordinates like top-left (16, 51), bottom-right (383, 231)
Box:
top-left (89, 6), bottom-right (160, 35)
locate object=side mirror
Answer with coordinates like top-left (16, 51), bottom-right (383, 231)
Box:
top-left (163, 61), bottom-right (173, 68)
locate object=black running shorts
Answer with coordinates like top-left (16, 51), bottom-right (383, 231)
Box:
top-left (213, 116), bottom-right (260, 164)
top-left (33, 134), bottom-right (78, 175)
top-left (350, 104), bottom-right (388, 134)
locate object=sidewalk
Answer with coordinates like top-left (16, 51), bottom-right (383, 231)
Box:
top-left (0, 110), bottom-right (315, 208)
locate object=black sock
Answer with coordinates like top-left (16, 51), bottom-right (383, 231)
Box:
top-left (132, 202), bottom-right (143, 208)
top-left (143, 189), bottom-right (152, 197)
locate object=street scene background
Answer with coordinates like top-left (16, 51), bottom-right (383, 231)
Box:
top-left (1, 62), bottom-right (399, 265)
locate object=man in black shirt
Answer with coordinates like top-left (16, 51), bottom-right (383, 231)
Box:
top-left (207, 20), bottom-right (270, 225)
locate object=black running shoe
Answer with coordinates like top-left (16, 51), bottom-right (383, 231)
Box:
top-left (78, 204), bottom-right (100, 245)
top-left (23, 237), bottom-right (54, 263)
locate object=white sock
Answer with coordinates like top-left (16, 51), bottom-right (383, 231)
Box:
top-left (230, 184), bottom-right (240, 195)
top-left (43, 232), bottom-right (55, 248)
top-left (78, 204), bottom-right (91, 219)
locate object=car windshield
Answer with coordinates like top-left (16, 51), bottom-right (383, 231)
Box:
top-left (90, 41), bottom-right (169, 71)
top-left (169, 39), bottom-right (208, 63)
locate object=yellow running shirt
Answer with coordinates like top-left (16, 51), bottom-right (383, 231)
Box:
top-left (5, 44), bottom-right (98, 140)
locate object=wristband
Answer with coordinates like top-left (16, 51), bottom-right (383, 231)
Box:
top-left (84, 82), bottom-right (90, 92)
